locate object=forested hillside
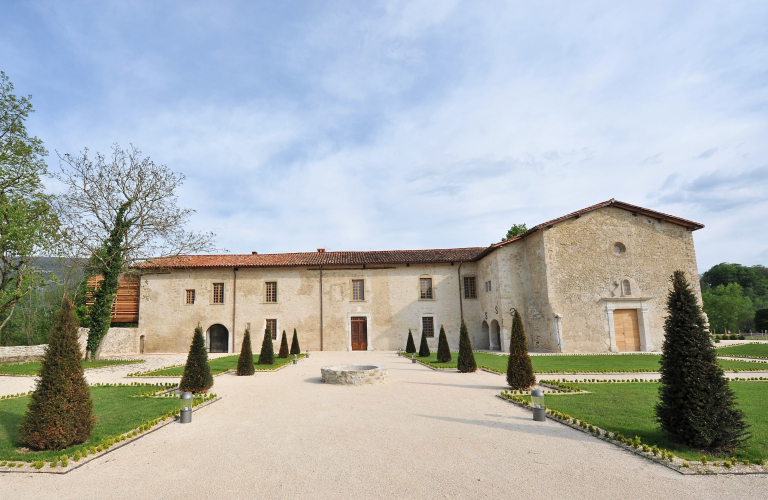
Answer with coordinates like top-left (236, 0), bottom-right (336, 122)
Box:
top-left (701, 263), bottom-right (768, 334)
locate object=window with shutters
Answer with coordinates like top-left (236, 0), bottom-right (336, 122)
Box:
top-left (463, 276), bottom-right (477, 299)
top-left (185, 289), bottom-right (196, 305)
top-left (213, 283), bottom-right (224, 304)
top-left (266, 319), bottom-right (277, 340)
top-left (422, 316), bottom-right (434, 338)
top-left (352, 279), bottom-right (365, 301)
top-left (419, 278), bottom-right (433, 299)
top-left (265, 282), bottom-right (278, 302)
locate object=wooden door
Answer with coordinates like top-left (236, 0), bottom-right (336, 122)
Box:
top-left (613, 309), bottom-right (641, 352)
top-left (351, 317), bottom-right (368, 351)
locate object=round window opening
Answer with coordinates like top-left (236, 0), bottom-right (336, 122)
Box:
top-left (613, 243), bottom-right (626, 254)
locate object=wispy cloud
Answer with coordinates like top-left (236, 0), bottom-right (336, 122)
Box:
top-left (697, 147), bottom-right (719, 159)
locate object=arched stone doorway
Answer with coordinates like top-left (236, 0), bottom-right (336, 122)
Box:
top-left (476, 320), bottom-right (490, 350)
top-left (491, 320), bottom-right (501, 351)
top-left (207, 324), bottom-right (229, 353)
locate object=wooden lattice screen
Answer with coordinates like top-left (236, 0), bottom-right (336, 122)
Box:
top-left (86, 274), bottom-right (140, 323)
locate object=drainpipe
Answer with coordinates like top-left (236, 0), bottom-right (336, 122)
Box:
top-left (319, 266), bottom-right (324, 351)
top-left (457, 262), bottom-right (464, 323)
top-left (232, 267), bottom-right (238, 353)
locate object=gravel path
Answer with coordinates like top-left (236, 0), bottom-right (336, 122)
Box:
top-left (2, 351), bottom-right (767, 499)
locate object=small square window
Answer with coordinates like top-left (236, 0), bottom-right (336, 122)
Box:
top-left (266, 319), bottom-right (277, 340)
top-left (463, 277), bottom-right (476, 299)
top-left (213, 283), bottom-right (224, 304)
top-left (265, 282), bottom-right (277, 302)
top-left (422, 317), bottom-right (434, 338)
top-left (185, 289), bottom-right (195, 304)
top-left (352, 279), bottom-right (365, 301)
top-left (420, 278), bottom-right (433, 299)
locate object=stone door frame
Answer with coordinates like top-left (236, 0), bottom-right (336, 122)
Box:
top-left (346, 312), bottom-right (374, 351)
top-left (601, 298), bottom-right (655, 353)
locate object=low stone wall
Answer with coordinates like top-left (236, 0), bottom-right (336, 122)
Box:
top-left (321, 364), bottom-right (388, 385)
top-left (0, 344), bottom-right (47, 363)
top-left (0, 328), bottom-right (139, 364)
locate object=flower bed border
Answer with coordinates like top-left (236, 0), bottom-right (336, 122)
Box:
top-left (127, 354), bottom-right (306, 377)
top-left (0, 358), bottom-right (144, 377)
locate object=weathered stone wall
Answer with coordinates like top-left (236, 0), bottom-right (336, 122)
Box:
top-left (77, 327), bottom-right (140, 356)
top-left (0, 344), bottom-right (47, 363)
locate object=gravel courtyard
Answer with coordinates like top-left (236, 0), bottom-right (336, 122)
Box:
top-left (2, 351), bottom-right (767, 499)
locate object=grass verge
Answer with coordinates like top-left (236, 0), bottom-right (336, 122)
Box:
top-left (130, 353), bottom-right (306, 377)
top-left (717, 343), bottom-right (768, 359)
top-left (0, 359), bottom-right (143, 376)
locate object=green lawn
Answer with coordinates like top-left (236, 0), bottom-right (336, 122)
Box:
top-left (0, 385), bottom-right (180, 462)
top-left (522, 382), bottom-right (768, 461)
top-left (717, 343), bottom-right (768, 359)
top-left (0, 359), bottom-right (143, 376)
top-left (413, 352), bottom-right (765, 373)
top-left (134, 353), bottom-right (305, 377)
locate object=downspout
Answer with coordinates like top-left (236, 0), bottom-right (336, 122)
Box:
top-left (319, 266), bottom-right (324, 351)
top-left (457, 262), bottom-right (464, 323)
top-left (232, 267), bottom-right (238, 353)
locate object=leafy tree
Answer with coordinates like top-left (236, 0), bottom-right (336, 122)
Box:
top-left (755, 309), bottom-right (768, 332)
top-left (405, 329), bottom-right (416, 353)
top-left (258, 327), bottom-right (275, 365)
top-left (18, 295), bottom-right (94, 450)
top-left (656, 271), bottom-right (748, 452)
top-left (502, 223), bottom-right (528, 242)
top-left (278, 330), bottom-right (289, 358)
top-left (290, 328), bottom-right (301, 355)
top-left (179, 324), bottom-right (214, 393)
top-left (418, 329), bottom-right (430, 357)
top-left (702, 263), bottom-right (768, 298)
top-left (506, 310), bottom-right (536, 390)
top-left (0, 72), bottom-right (60, 336)
top-left (457, 320), bottom-right (477, 373)
top-left (236, 327), bottom-right (254, 376)
top-left (436, 325), bottom-right (451, 363)
top-left (702, 283), bottom-right (754, 334)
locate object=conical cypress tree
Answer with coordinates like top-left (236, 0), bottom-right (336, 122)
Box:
top-left (436, 325), bottom-right (451, 363)
top-left (457, 320), bottom-right (477, 373)
top-left (279, 330), bottom-right (289, 358)
top-left (180, 324), bottom-right (214, 393)
top-left (418, 329), bottom-right (431, 357)
top-left (258, 327), bottom-right (275, 365)
top-left (506, 310), bottom-right (536, 390)
top-left (405, 329), bottom-right (416, 353)
top-left (236, 327), bottom-right (255, 376)
top-left (18, 296), bottom-right (95, 451)
top-left (290, 328), bottom-right (301, 355)
top-left (656, 271), bottom-right (748, 452)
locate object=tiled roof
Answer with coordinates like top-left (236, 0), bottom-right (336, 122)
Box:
top-left (136, 199), bottom-right (704, 270)
top-left (135, 247), bottom-right (487, 269)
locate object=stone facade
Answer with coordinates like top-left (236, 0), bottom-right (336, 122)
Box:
top-left (132, 201), bottom-right (704, 355)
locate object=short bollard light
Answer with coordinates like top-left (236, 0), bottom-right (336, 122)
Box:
top-left (531, 389), bottom-right (546, 422)
top-left (411, 353), bottom-right (417, 364)
top-left (180, 392), bottom-right (193, 424)
top-left (397, 348), bottom-right (402, 356)
top-left (293, 354), bottom-right (298, 365)
top-left (306, 350), bottom-right (310, 358)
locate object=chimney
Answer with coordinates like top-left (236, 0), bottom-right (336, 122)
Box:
top-left (251, 251), bottom-right (258, 255)
top-left (317, 248), bottom-right (325, 253)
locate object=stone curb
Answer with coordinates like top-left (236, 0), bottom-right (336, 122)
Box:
top-left (0, 396), bottom-right (221, 475)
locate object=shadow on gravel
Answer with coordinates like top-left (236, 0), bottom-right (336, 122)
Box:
top-left (303, 377), bottom-right (324, 384)
top-left (414, 414), bottom-right (581, 440)
top-left (404, 381), bottom-right (505, 391)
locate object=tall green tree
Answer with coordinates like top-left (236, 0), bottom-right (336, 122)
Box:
top-left (18, 295), bottom-right (94, 450)
top-left (278, 330), bottom-right (289, 358)
top-left (258, 327), bottom-right (275, 365)
top-left (179, 324), bottom-right (214, 393)
top-left (506, 310), bottom-right (536, 390)
top-left (436, 325), bottom-right (451, 363)
top-left (418, 329), bottom-right (431, 357)
top-left (702, 283), bottom-right (754, 334)
top-left (656, 271), bottom-right (748, 452)
top-left (290, 328), bottom-right (301, 355)
top-left (405, 329), bottom-right (416, 354)
top-left (502, 223), bottom-right (527, 242)
top-left (0, 72), bottom-right (60, 337)
top-left (236, 326), bottom-right (255, 376)
top-left (457, 320), bottom-right (477, 373)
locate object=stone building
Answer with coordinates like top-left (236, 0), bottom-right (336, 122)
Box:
top-left (126, 199), bottom-right (704, 354)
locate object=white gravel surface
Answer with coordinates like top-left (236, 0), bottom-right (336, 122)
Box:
top-left (2, 351), bottom-right (768, 499)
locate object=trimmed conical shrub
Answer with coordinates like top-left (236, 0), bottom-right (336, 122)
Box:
top-left (405, 329), bottom-right (416, 353)
top-left (656, 271), bottom-right (748, 452)
top-left (180, 324), bottom-right (214, 393)
top-left (506, 310), bottom-right (536, 390)
top-left (457, 320), bottom-right (477, 373)
top-left (279, 330), bottom-right (289, 358)
top-left (290, 328), bottom-right (301, 355)
top-left (18, 296), bottom-right (95, 450)
top-left (258, 327), bottom-right (275, 365)
top-left (419, 329), bottom-right (431, 357)
top-left (436, 325), bottom-right (451, 363)
top-left (236, 327), bottom-right (255, 376)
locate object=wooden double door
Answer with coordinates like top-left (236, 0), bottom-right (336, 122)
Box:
top-left (351, 317), bottom-right (368, 351)
top-left (613, 309), bottom-right (641, 352)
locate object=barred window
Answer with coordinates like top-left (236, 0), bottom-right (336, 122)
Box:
top-left (265, 282), bottom-right (277, 302)
top-left (420, 278), bottom-right (433, 299)
top-left (422, 317), bottom-right (434, 338)
top-left (463, 276), bottom-right (476, 299)
top-left (352, 279), bottom-right (365, 301)
top-left (266, 319), bottom-right (277, 340)
top-left (185, 289), bottom-right (195, 304)
top-left (213, 283), bottom-right (224, 303)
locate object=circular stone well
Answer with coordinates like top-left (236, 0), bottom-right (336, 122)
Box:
top-left (321, 364), bottom-right (388, 385)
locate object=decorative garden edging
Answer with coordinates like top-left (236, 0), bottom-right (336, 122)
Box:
top-left (497, 389), bottom-right (768, 475)
top-left (0, 385), bottom-right (219, 474)
top-left (127, 354), bottom-right (306, 377)
top-left (0, 358), bottom-right (144, 377)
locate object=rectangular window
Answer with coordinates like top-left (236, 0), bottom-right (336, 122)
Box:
top-left (266, 319), bottom-right (277, 340)
top-left (463, 276), bottom-right (477, 299)
top-left (265, 282), bottom-right (277, 303)
top-left (420, 278), bottom-right (433, 299)
top-left (352, 279), bottom-right (365, 301)
top-left (213, 283), bottom-right (224, 304)
top-left (185, 289), bottom-right (196, 304)
top-left (485, 280), bottom-right (492, 293)
top-left (422, 317), bottom-right (434, 338)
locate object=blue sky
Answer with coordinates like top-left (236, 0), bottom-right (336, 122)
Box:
top-left (2, 0), bottom-right (767, 271)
